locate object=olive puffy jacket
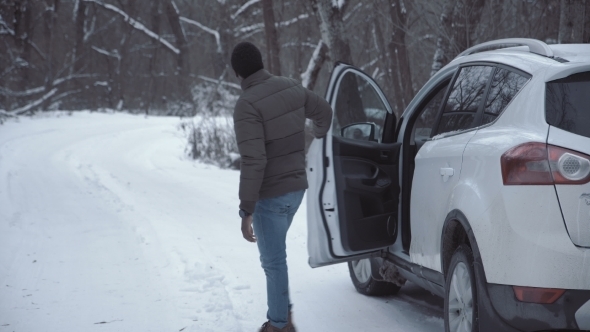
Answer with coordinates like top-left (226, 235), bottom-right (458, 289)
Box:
top-left (233, 69), bottom-right (333, 213)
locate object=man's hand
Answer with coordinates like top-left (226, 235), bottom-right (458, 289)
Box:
top-left (241, 215), bottom-right (256, 243)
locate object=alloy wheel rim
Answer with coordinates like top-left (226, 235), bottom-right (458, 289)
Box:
top-left (448, 262), bottom-right (473, 332)
top-left (351, 259), bottom-right (372, 283)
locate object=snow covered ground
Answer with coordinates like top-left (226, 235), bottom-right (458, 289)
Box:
top-left (0, 112), bottom-right (444, 332)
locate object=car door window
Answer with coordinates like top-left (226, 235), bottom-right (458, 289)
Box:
top-left (412, 82), bottom-right (450, 145)
top-left (333, 71), bottom-right (390, 142)
top-left (482, 68), bottom-right (530, 125)
top-left (435, 66), bottom-right (493, 136)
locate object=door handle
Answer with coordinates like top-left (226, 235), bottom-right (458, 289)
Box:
top-left (440, 168), bottom-right (454, 182)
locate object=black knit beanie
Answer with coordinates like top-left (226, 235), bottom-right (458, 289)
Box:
top-left (231, 42), bottom-right (264, 79)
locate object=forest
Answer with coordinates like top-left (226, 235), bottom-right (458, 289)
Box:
top-left (1, 0), bottom-right (589, 120)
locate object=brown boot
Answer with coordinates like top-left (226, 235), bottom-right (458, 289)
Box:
top-left (258, 321), bottom-right (296, 332)
top-left (288, 311), bottom-right (296, 331)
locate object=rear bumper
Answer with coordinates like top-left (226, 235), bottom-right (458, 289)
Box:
top-left (476, 260), bottom-right (590, 331)
top-left (487, 284), bottom-right (590, 331)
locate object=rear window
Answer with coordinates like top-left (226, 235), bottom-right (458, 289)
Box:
top-left (482, 68), bottom-right (529, 125)
top-left (546, 71), bottom-right (590, 139)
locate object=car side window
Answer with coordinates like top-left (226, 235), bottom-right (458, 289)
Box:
top-left (435, 66), bottom-right (493, 136)
top-left (412, 81), bottom-right (449, 144)
top-left (481, 68), bottom-right (530, 125)
top-left (333, 71), bottom-right (389, 142)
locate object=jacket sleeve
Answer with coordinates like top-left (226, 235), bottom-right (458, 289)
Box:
top-left (233, 99), bottom-right (266, 214)
top-left (303, 87), bottom-right (333, 138)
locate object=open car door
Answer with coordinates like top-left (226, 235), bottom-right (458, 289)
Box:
top-left (306, 63), bottom-right (401, 267)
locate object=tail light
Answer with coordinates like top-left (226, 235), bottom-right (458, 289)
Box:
top-left (501, 142), bottom-right (590, 185)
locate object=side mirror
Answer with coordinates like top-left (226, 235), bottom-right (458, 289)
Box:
top-left (341, 122), bottom-right (376, 142)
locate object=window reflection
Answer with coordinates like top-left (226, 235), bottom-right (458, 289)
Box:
top-left (436, 66), bottom-right (492, 135)
top-left (546, 71), bottom-right (590, 139)
top-left (412, 83), bottom-right (448, 143)
top-left (334, 71), bottom-right (389, 142)
top-left (445, 66), bottom-right (493, 114)
top-left (342, 123), bottom-right (374, 141)
top-left (482, 68), bottom-right (529, 125)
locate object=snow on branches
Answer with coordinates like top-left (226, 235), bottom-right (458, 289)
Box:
top-left (232, 0), bottom-right (261, 20)
top-left (179, 17), bottom-right (222, 54)
top-left (0, 13), bottom-right (14, 36)
top-left (10, 89), bottom-right (58, 115)
top-left (83, 0), bottom-right (180, 55)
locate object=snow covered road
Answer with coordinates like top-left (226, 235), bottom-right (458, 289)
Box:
top-left (0, 112), bottom-right (444, 331)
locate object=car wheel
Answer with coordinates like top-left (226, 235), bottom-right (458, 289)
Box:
top-left (444, 244), bottom-right (479, 332)
top-left (348, 259), bottom-right (401, 296)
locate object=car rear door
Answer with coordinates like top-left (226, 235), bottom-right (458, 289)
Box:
top-left (409, 65), bottom-right (494, 272)
top-left (306, 63), bottom-right (400, 267)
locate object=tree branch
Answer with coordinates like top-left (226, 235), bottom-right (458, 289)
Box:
top-left (179, 16), bottom-right (222, 53)
top-left (83, 0), bottom-right (180, 55)
top-left (197, 75), bottom-right (241, 90)
top-left (231, 0), bottom-right (261, 19)
top-left (0, 13), bottom-right (15, 36)
top-left (0, 74), bottom-right (98, 97)
top-left (10, 88), bottom-right (58, 115)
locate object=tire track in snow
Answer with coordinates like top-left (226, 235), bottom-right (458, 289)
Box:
top-left (56, 122), bottom-right (254, 331)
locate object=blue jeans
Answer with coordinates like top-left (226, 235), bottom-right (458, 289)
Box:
top-left (252, 189), bottom-right (305, 329)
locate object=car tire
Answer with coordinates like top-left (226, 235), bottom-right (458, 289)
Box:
top-left (444, 244), bottom-right (479, 332)
top-left (348, 259), bottom-right (401, 296)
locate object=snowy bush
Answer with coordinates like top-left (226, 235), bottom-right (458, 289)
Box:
top-left (179, 80), bottom-right (241, 168)
top-left (180, 116), bottom-right (239, 169)
top-left (192, 81), bottom-right (239, 117)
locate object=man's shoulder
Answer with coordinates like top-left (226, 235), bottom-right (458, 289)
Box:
top-left (270, 75), bottom-right (301, 87)
top-left (243, 75), bottom-right (303, 103)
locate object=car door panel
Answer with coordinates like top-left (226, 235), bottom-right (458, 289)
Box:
top-left (409, 65), bottom-right (494, 272)
top-left (333, 136), bottom-right (401, 252)
top-left (307, 63), bottom-right (398, 267)
top-left (409, 131), bottom-right (476, 272)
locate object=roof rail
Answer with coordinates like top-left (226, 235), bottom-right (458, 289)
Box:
top-left (456, 38), bottom-right (554, 58)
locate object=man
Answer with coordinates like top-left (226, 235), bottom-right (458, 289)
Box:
top-left (231, 42), bottom-right (332, 332)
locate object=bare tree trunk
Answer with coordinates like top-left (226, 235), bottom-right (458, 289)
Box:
top-left (14, 0), bottom-right (33, 91)
top-left (559, 0), bottom-right (586, 43)
top-left (486, 0), bottom-right (505, 40)
top-left (148, 0), bottom-right (162, 113)
top-left (301, 40), bottom-right (328, 90)
top-left (430, 0), bottom-right (484, 77)
top-left (533, 0), bottom-right (561, 43)
top-left (370, 7), bottom-right (399, 110)
top-left (14, 1), bottom-right (32, 59)
top-left (387, 0), bottom-right (413, 117)
top-left (43, 0), bottom-right (60, 110)
top-left (73, 0), bottom-right (86, 73)
top-left (163, 0), bottom-right (189, 73)
top-left (454, 0), bottom-right (486, 51)
top-left (261, 0), bottom-right (281, 75)
top-left (163, 0), bottom-right (190, 101)
top-left (113, 1), bottom-right (136, 110)
top-left (68, 0), bottom-right (87, 109)
top-left (212, 2), bottom-right (231, 78)
top-left (584, 1), bottom-right (590, 43)
top-left (311, 0), bottom-right (364, 126)
top-left (430, 0), bottom-right (456, 77)
top-left (311, 0), bottom-right (352, 65)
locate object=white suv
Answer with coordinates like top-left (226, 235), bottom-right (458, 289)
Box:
top-left (306, 39), bottom-right (590, 331)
